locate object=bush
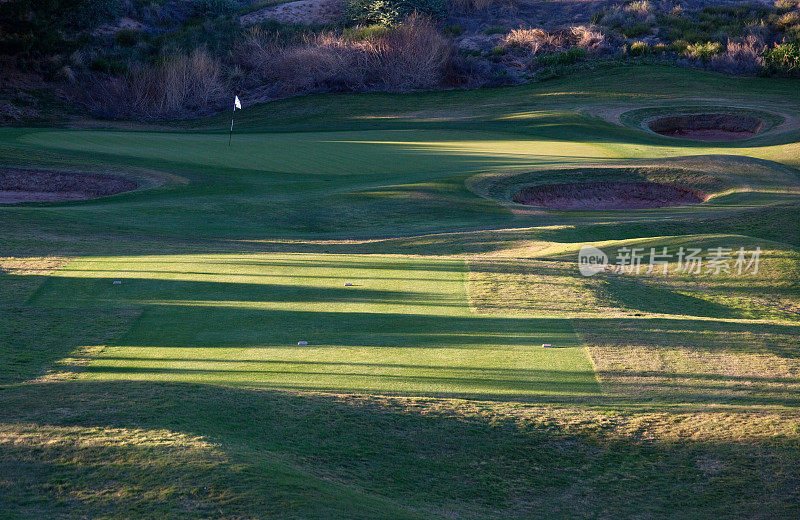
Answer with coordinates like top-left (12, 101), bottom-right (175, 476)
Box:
top-left (343, 24), bottom-right (392, 40)
top-left (597, 2), bottom-right (655, 36)
top-left (775, 0), bottom-right (798, 11)
top-left (90, 57), bottom-right (128, 74)
top-left (685, 40), bottom-right (722, 60)
top-left (443, 24), bottom-right (464, 36)
top-left (709, 36), bottom-right (765, 74)
top-left (775, 0), bottom-right (799, 12)
top-left (621, 23), bottom-right (652, 37)
top-left (775, 10), bottom-right (800, 30)
top-left (248, 14), bottom-right (451, 94)
top-left (669, 39), bottom-right (689, 53)
top-left (92, 48), bottom-right (226, 118)
top-left (629, 40), bottom-right (650, 55)
top-left (344, 0), bottom-right (446, 25)
top-left (484, 25), bottom-right (506, 35)
top-left (193, 0), bottom-right (237, 17)
top-left (537, 47), bottom-right (586, 66)
top-left (504, 25), bottom-right (605, 55)
top-left (764, 39), bottom-right (800, 74)
top-left (114, 29), bottom-right (142, 47)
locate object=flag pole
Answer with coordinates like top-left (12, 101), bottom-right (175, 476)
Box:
top-left (229, 110), bottom-right (235, 146)
top-left (229, 95), bottom-right (241, 146)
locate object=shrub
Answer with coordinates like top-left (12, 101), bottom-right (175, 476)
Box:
top-left (621, 23), bottom-right (652, 37)
top-left (115, 29), bottom-right (142, 47)
top-left (484, 25), bottom-right (506, 35)
top-left (504, 25), bottom-right (605, 55)
top-left (685, 40), bottom-right (722, 60)
top-left (774, 0), bottom-right (798, 12)
top-left (90, 57), bottom-right (128, 74)
top-left (344, 0), bottom-right (446, 25)
top-left (709, 36), bottom-right (765, 74)
top-left (443, 24), bottom-right (464, 36)
top-left (193, 0), bottom-right (237, 17)
top-left (625, 1), bottom-right (651, 16)
top-left (629, 40), bottom-right (651, 55)
top-left (249, 14), bottom-right (451, 94)
top-left (537, 47), bottom-right (586, 66)
top-left (343, 24), bottom-right (392, 40)
top-left (571, 25), bottom-right (605, 50)
top-left (764, 39), bottom-right (800, 74)
top-left (669, 39), bottom-right (689, 53)
top-left (55, 65), bottom-right (76, 83)
top-left (99, 48), bottom-right (227, 118)
top-left (598, 2), bottom-right (655, 35)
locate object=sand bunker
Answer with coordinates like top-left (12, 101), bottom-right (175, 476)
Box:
top-left (512, 181), bottom-right (704, 210)
top-left (648, 113), bottom-right (763, 141)
top-left (0, 168), bottom-right (137, 204)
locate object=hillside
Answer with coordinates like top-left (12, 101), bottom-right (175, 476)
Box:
top-left (1, 0), bottom-right (799, 123)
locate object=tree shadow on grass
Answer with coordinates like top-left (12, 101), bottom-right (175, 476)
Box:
top-left (589, 274), bottom-right (742, 318)
top-left (575, 316), bottom-right (800, 358)
top-left (1, 380), bottom-right (799, 519)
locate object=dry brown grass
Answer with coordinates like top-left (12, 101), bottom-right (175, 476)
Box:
top-left (90, 48), bottom-right (225, 119)
top-left (0, 257), bottom-right (68, 276)
top-left (503, 25), bottom-right (606, 55)
top-left (710, 36), bottom-right (766, 75)
top-left (467, 258), bottom-right (615, 316)
top-left (242, 14), bottom-right (451, 95)
top-left (0, 257), bottom-right (68, 304)
top-left (583, 332), bottom-right (800, 406)
top-left (128, 49), bottom-right (225, 117)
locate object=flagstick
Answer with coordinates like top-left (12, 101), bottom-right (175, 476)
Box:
top-left (229, 95), bottom-right (241, 146)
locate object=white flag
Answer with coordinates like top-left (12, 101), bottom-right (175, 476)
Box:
top-left (234, 95), bottom-right (241, 110)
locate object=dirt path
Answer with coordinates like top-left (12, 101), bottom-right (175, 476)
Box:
top-left (240, 0), bottom-right (342, 25)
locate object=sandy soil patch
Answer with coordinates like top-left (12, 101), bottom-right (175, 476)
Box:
top-left (648, 113), bottom-right (764, 141)
top-left (512, 181), bottom-right (704, 210)
top-left (240, 0), bottom-right (342, 25)
top-left (0, 168), bottom-right (137, 204)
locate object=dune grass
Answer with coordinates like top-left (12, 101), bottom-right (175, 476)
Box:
top-left (0, 65), bottom-right (799, 518)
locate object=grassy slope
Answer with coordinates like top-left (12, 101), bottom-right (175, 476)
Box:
top-left (1, 65), bottom-right (799, 519)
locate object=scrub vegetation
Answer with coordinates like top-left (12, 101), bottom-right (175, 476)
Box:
top-left (2, 0), bottom-right (800, 121)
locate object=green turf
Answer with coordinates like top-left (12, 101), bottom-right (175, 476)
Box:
top-left (29, 253), bottom-right (597, 398)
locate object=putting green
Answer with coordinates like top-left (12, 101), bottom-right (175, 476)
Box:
top-left (19, 129), bottom-right (612, 175)
top-left (30, 254), bottom-right (598, 398)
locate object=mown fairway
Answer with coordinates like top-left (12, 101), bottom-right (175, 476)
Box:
top-left (1, 66), bottom-right (799, 519)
